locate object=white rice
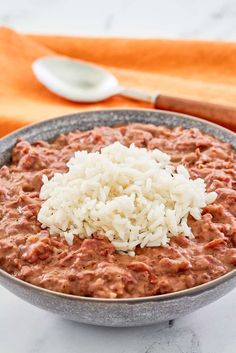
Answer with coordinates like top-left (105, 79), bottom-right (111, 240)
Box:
top-left (37, 142), bottom-right (217, 255)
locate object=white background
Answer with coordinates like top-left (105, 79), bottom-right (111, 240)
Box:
top-left (0, 1), bottom-right (236, 352)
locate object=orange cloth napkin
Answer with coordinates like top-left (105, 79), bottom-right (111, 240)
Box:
top-left (1, 27), bottom-right (236, 137)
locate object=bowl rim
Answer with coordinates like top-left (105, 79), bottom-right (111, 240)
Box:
top-left (0, 107), bottom-right (235, 303)
top-left (0, 107), bottom-right (235, 144)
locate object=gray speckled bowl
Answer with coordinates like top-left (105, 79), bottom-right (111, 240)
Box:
top-left (0, 109), bottom-right (235, 327)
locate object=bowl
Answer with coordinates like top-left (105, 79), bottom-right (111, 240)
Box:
top-left (0, 108), bottom-right (235, 327)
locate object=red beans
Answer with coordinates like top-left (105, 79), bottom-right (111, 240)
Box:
top-left (0, 124), bottom-right (235, 298)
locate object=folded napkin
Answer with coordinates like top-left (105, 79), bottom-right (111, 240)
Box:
top-left (1, 27), bottom-right (236, 137)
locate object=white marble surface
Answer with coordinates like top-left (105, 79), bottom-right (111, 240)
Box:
top-left (0, 1), bottom-right (236, 352)
top-left (0, 0), bottom-right (236, 39)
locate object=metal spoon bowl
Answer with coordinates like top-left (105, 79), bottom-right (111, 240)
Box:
top-left (32, 56), bottom-right (157, 103)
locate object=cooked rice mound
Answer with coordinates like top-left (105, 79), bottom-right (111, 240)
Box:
top-left (38, 142), bottom-right (217, 255)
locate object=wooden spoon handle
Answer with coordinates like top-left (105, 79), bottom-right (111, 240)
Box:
top-left (154, 94), bottom-right (236, 131)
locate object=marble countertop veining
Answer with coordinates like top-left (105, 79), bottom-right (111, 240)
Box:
top-left (0, 0), bottom-right (236, 352)
top-left (0, 0), bottom-right (236, 39)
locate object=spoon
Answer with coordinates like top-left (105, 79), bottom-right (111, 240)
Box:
top-left (32, 56), bottom-right (236, 130)
top-left (32, 56), bottom-right (156, 104)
